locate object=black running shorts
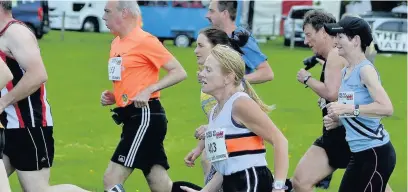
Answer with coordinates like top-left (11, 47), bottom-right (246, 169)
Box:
top-left (110, 99), bottom-right (170, 176)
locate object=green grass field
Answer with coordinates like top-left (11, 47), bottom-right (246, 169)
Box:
top-left (7, 30), bottom-right (407, 192)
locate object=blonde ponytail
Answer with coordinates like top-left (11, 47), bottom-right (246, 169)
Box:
top-left (242, 79), bottom-right (274, 113)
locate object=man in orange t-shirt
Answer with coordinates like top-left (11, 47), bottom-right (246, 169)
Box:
top-left (100, 1), bottom-right (189, 192)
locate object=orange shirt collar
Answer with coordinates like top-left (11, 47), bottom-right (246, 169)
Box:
top-left (119, 26), bottom-right (143, 42)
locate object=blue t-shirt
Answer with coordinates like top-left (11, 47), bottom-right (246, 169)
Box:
top-left (231, 27), bottom-right (267, 74)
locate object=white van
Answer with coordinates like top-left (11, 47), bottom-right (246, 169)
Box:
top-left (48, 0), bottom-right (109, 32)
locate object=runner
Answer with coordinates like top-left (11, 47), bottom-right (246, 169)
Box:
top-left (195, 0), bottom-right (274, 182)
top-left (206, 0), bottom-right (273, 82)
top-left (182, 44), bottom-right (289, 192)
top-left (100, 1), bottom-right (200, 192)
top-left (292, 10), bottom-right (351, 192)
top-left (184, 27), bottom-right (247, 191)
top-left (0, 58), bottom-right (12, 192)
top-left (0, 1), bottom-right (88, 191)
top-left (324, 15), bottom-right (396, 192)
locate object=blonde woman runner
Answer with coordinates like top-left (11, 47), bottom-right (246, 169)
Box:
top-left (181, 45), bottom-right (289, 192)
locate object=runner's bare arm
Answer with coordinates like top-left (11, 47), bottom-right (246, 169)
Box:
top-left (147, 57), bottom-right (187, 93)
top-left (0, 59), bottom-right (13, 89)
top-left (197, 139), bottom-right (205, 151)
top-left (0, 24), bottom-right (47, 108)
top-left (305, 49), bottom-right (346, 102)
top-left (244, 61), bottom-right (274, 84)
top-left (232, 97), bottom-right (289, 183)
top-left (357, 65), bottom-right (393, 117)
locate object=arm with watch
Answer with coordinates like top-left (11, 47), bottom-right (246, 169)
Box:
top-left (272, 180), bottom-right (288, 192)
top-left (296, 50), bottom-right (345, 102)
top-left (324, 105), bottom-right (360, 130)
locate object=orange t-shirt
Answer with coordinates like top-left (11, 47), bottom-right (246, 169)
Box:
top-left (109, 27), bottom-right (173, 107)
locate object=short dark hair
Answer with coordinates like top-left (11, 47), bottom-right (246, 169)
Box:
top-left (0, 1), bottom-right (12, 12)
top-left (303, 9), bottom-right (336, 32)
top-left (216, 0), bottom-right (237, 21)
top-left (199, 27), bottom-right (248, 55)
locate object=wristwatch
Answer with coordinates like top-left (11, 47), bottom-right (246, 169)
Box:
top-left (273, 180), bottom-right (287, 190)
top-left (353, 104), bottom-right (360, 116)
top-left (303, 75), bottom-right (311, 84)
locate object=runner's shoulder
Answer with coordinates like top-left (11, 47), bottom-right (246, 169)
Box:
top-left (4, 23), bottom-right (36, 43)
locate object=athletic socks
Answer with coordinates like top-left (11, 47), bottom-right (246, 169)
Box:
top-left (107, 184), bottom-right (125, 192)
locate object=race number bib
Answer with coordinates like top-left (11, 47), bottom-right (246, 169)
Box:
top-left (338, 91), bottom-right (355, 117)
top-left (205, 128), bottom-right (228, 163)
top-left (108, 57), bottom-right (122, 81)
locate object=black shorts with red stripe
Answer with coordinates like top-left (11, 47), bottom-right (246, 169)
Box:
top-left (3, 127), bottom-right (54, 171)
top-left (110, 99), bottom-right (169, 176)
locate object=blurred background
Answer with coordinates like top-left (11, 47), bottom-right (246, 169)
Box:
top-left (12, 0), bottom-right (408, 52)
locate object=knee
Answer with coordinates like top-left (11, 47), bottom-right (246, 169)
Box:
top-left (24, 185), bottom-right (48, 192)
top-left (292, 175), bottom-right (313, 191)
top-left (146, 165), bottom-right (172, 192)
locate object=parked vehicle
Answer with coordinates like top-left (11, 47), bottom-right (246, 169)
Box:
top-left (12, 0), bottom-right (50, 39)
top-left (371, 18), bottom-right (407, 53)
top-left (282, 5), bottom-right (318, 46)
top-left (49, 0), bottom-right (242, 48)
top-left (49, 0), bottom-right (106, 33)
top-left (358, 11), bottom-right (407, 53)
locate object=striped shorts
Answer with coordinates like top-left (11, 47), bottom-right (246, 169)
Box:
top-left (110, 99), bottom-right (170, 176)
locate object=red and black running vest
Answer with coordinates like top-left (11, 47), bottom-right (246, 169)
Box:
top-left (0, 20), bottom-right (53, 129)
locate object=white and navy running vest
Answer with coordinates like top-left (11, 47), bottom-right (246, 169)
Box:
top-left (205, 92), bottom-right (267, 175)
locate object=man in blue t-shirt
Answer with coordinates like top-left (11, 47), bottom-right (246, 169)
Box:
top-left (206, 0), bottom-right (274, 84)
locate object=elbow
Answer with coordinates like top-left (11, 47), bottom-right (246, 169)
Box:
top-left (269, 134), bottom-right (288, 150)
top-left (327, 92), bottom-right (338, 102)
top-left (257, 63), bottom-right (274, 82)
top-left (279, 137), bottom-right (288, 152)
top-left (40, 72), bottom-right (48, 84)
top-left (263, 66), bottom-right (274, 81)
top-left (384, 105), bottom-right (394, 117)
top-left (179, 68), bottom-right (187, 81)
top-left (265, 70), bottom-right (274, 81)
